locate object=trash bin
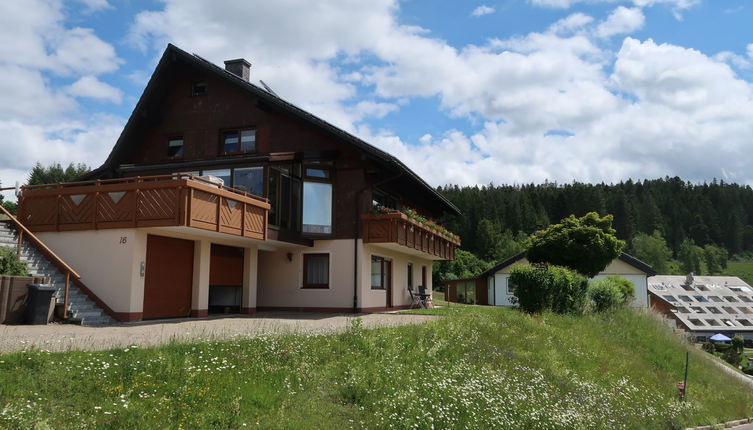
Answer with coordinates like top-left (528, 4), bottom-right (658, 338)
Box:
top-left (25, 284), bottom-right (55, 325)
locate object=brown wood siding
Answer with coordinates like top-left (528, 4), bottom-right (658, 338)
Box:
top-left (143, 235), bottom-right (194, 319)
top-left (112, 59), bottom-right (449, 243)
top-left (209, 244), bottom-right (244, 286)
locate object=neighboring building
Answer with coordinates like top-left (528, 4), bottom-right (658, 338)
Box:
top-left (14, 44), bottom-right (460, 323)
top-left (648, 274), bottom-right (753, 340)
top-left (446, 251), bottom-right (655, 307)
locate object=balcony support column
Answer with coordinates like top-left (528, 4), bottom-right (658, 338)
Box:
top-left (191, 239), bottom-right (211, 317)
top-left (241, 245), bottom-right (258, 314)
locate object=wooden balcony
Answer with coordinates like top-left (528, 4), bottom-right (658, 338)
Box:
top-left (17, 174), bottom-right (270, 241)
top-left (361, 212), bottom-right (459, 260)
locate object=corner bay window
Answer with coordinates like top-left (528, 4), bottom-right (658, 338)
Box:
top-left (303, 253), bottom-right (329, 288)
top-left (222, 129), bottom-right (256, 154)
top-left (233, 167), bottom-right (264, 195)
top-left (302, 161), bottom-right (333, 235)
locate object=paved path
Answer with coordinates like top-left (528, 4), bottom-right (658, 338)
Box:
top-left (0, 312), bottom-right (438, 353)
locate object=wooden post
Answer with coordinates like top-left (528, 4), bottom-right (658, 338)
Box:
top-left (63, 271), bottom-right (70, 319)
top-left (16, 230), bottom-right (23, 261)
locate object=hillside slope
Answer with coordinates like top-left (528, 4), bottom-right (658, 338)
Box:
top-left (0, 306), bottom-right (751, 429)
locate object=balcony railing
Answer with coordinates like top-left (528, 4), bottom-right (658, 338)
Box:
top-left (17, 174), bottom-right (270, 240)
top-left (361, 212), bottom-right (459, 260)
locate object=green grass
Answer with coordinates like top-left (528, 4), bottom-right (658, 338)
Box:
top-left (1, 306), bottom-right (752, 429)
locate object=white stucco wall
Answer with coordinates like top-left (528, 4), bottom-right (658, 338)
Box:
top-left (257, 239), bottom-right (356, 309)
top-left (361, 243), bottom-right (433, 309)
top-left (490, 257), bottom-right (649, 308)
top-left (256, 239), bottom-right (434, 310)
top-left (36, 229), bottom-right (147, 313)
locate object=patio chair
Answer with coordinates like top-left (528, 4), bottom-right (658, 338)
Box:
top-left (408, 285), bottom-right (422, 309)
top-left (418, 285), bottom-right (433, 308)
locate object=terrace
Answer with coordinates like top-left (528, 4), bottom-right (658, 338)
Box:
top-left (361, 209), bottom-right (460, 260)
top-left (16, 174), bottom-right (270, 240)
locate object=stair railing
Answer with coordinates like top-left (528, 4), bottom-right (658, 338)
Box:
top-left (0, 202), bottom-right (80, 319)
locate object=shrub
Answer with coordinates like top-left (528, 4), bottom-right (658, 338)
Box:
top-left (743, 365), bottom-right (753, 376)
top-left (605, 276), bottom-right (636, 305)
top-left (701, 342), bottom-right (715, 353)
top-left (732, 336), bottom-right (744, 354)
top-left (0, 247), bottom-right (29, 276)
top-left (722, 347), bottom-right (742, 367)
top-left (588, 279), bottom-right (624, 313)
top-left (509, 265), bottom-right (588, 314)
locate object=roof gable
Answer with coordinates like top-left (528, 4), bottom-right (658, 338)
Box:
top-left (87, 44), bottom-right (460, 216)
top-left (479, 251), bottom-right (656, 278)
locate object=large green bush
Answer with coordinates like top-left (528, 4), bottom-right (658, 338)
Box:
top-left (509, 265), bottom-right (588, 314)
top-left (588, 279), bottom-right (623, 312)
top-left (0, 247), bottom-right (29, 276)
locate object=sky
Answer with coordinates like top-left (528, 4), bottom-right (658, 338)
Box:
top-left (1, 0), bottom-right (753, 201)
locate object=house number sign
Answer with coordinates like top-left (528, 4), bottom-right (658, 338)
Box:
top-left (119, 236), bottom-right (127, 244)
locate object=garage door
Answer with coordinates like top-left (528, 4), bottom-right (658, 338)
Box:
top-left (143, 235), bottom-right (194, 319)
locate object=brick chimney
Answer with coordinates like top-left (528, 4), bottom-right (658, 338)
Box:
top-left (224, 58), bottom-right (251, 81)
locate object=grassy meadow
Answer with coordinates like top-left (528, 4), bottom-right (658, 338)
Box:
top-left (1, 304), bottom-right (752, 429)
top-left (723, 261), bottom-right (753, 286)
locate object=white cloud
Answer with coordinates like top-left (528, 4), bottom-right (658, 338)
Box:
top-left (548, 13), bottom-right (594, 35)
top-left (67, 76), bottom-right (123, 103)
top-left (596, 6), bottom-right (645, 38)
top-left (73, 0), bottom-right (112, 13)
top-left (471, 5), bottom-right (495, 17)
top-left (748, 43), bottom-right (753, 59)
top-left (0, 0), bottom-right (123, 200)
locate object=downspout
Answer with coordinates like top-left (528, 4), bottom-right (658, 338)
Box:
top-left (353, 170), bottom-right (403, 313)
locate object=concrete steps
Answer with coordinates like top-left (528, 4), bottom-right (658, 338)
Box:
top-left (0, 220), bottom-right (115, 326)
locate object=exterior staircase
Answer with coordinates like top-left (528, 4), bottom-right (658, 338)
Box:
top-left (0, 220), bottom-right (115, 325)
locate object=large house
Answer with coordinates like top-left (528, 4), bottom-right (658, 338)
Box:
top-left (648, 274), bottom-right (753, 340)
top-left (12, 44), bottom-right (460, 323)
top-left (445, 251), bottom-right (655, 307)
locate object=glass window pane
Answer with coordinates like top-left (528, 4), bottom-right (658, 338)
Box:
top-left (291, 178), bottom-right (301, 232)
top-left (305, 168), bottom-right (329, 179)
top-left (280, 174), bottom-right (291, 229)
top-left (167, 138), bottom-right (183, 157)
top-left (371, 257), bottom-right (383, 288)
top-left (203, 169), bottom-right (231, 186)
top-left (304, 254), bottom-right (329, 287)
top-left (268, 169), bottom-right (279, 226)
top-left (233, 167), bottom-right (264, 195)
top-left (240, 130), bottom-right (256, 152)
top-left (302, 181), bottom-right (332, 234)
top-left (223, 132), bottom-right (239, 153)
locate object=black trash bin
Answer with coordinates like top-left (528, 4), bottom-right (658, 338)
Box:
top-left (25, 284), bottom-right (56, 325)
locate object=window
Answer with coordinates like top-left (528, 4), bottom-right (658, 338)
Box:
top-left (722, 306), bottom-right (736, 314)
top-left (303, 254), bottom-right (329, 288)
top-left (233, 167), bottom-right (264, 195)
top-left (694, 296), bottom-right (708, 302)
top-left (371, 256), bottom-right (390, 290)
top-left (676, 307), bottom-right (690, 314)
top-left (688, 319), bottom-right (704, 326)
top-left (662, 295), bottom-right (677, 302)
top-left (167, 138), bottom-right (184, 158)
top-left (303, 182), bottom-right (332, 234)
top-left (724, 296), bottom-right (739, 302)
top-left (709, 296), bottom-right (723, 302)
top-left (507, 278), bottom-right (515, 295)
top-left (267, 164), bottom-right (302, 230)
top-left (738, 319), bottom-right (753, 327)
top-left (203, 169), bottom-right (231, 186)
top-left (192, 81), bottom-right (207, 96)
top-left (740, 296), bottom-right (752, 303)
top-left (690, 306), bottom-right (705, 313)
top-left (739, 307), bottom-right (753, 315)
top-left (708, 306), bottom-right (722, 314)
top-left (678, 295), bottom-right (693, 302)
top-left (222, 129), bottom-right (256, 154)
top-left (705, 319), bottom-right (719, 326)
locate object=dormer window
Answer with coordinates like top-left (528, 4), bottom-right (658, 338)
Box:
top-left (192, 81), bottom-right (207, 96)
top-left (222, 129), bottom-right (256, 154)
top-left (167, 138), bottom-right (184, 158)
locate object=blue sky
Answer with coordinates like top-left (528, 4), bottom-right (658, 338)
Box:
top-left (2, 0), bottom-right (753, 200)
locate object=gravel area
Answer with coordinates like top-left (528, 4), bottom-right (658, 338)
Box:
top-left (0, 312), bottom-right (439, 353)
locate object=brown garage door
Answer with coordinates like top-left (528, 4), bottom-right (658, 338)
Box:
top-left (143, 235), bottom-right (194, 319)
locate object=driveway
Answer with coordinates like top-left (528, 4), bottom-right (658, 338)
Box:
top-left (0, 311), bottom-right (438, 353)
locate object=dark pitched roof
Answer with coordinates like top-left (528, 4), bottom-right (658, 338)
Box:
top-left (478, 251), bottom-right (656, 278)
top-left (87, 44), bottom-right (460, 215)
